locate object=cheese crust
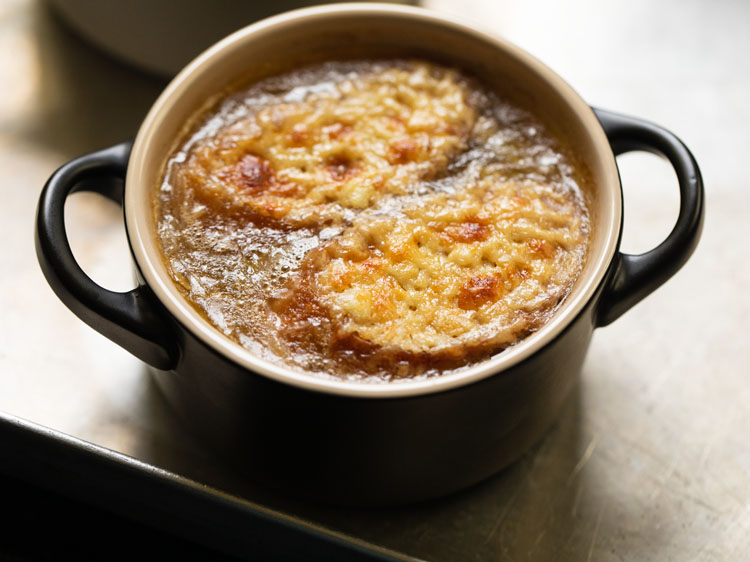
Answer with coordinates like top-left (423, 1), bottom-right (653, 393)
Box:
top-left (177, 63), bottom-right (476, 226)
top-left (275, 174), bottom-right (587, 362)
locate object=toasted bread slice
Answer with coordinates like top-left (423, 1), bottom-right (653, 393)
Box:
top-left (274, 175), bottom-right (588, 368)
top-left (177, 62), bottom-right (476, 227)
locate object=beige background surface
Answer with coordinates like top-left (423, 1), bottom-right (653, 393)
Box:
top-left (1, 0), bottom-right (748, 560)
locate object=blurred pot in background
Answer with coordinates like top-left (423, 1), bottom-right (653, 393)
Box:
top-left (46, 0), bottom-right (416, 76)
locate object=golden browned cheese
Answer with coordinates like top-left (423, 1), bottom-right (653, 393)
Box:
top-left (177, 63), bottom-right (476, 226)
top-left (306, 178), bottom-right (585, 354)
top-left (155, 60), bottom-right (591, 381)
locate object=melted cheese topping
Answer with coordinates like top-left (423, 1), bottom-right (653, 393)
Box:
top-left (177, 63), bottom-right (476, 226)
top-left (282, 175), bottom-right (586, 357)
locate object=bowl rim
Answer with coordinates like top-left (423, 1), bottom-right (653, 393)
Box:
top-left (125, 2), bottom-right (621, 398)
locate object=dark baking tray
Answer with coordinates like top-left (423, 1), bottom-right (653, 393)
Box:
top-left (0, 411), bottom-right (406, 561)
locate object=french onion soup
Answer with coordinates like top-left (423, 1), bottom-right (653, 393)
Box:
top-left (154, 60), bottom-right (591, 381)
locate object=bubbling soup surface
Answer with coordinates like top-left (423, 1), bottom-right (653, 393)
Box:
top-left (154, 60), bottom-right (591, 381)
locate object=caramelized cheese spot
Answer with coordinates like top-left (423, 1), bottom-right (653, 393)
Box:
top-left (325, 153), bottom-right (358, 181)
top-left (457, 275), bottom-right (501, 310)
top-left (439, 221), bottom-right (490, 244)
top-left (220, 154), bottom-right (276, 194)
top-left (388, 138), bottom-right (419, 164)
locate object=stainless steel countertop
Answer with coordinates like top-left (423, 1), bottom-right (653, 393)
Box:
top-left (1, 0), bottom-right (748, 560)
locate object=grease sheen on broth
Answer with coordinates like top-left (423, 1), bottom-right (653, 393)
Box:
top-left (155, 60), bottom-right (591, 382)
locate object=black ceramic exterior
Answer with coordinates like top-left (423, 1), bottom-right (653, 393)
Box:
top-left (35, 109), bottom-right (703, 505)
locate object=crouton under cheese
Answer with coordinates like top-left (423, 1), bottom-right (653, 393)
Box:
top-left (177, 62), bottom-right (476, 226)
top-left (286, 176), bottom-right (587, 357)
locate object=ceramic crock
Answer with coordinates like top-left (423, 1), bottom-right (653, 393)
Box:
top-left (36, 4), bottom-right (704, 505)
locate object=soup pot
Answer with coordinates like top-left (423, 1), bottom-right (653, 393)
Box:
top-left (35, 4), bottom-right (703, 505)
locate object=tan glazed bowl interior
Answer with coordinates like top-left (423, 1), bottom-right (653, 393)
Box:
top-left (125, 3), bottom-right (621, 397)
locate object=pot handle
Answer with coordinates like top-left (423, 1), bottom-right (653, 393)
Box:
top-left (35, 142), bottom-right (178, 370)
top-left (594, 108), bottom-right (704, 326)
